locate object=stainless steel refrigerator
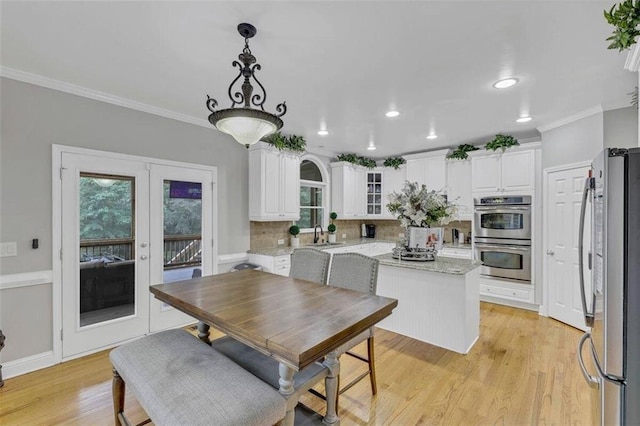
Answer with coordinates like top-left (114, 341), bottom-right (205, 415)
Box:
top-left (577, 147), bottom-right (640, 425)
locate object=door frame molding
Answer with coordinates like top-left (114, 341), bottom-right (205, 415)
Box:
top-left (540, 160), bottom-right (590, 318)
top-left (52, 144), bottom-right (218, 363)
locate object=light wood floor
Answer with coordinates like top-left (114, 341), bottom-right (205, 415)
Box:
top-left (0, 302), bottom-right (596, 425)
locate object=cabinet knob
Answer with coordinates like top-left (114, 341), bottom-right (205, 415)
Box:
top-left (140, 255), bottom-right (148, 260)
top-left (546, 250), bottom-right (555, 255)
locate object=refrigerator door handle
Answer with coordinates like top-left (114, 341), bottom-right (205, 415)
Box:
top-left (578, 176), bottom-right (595, 327)
top-left (577, 332), bottom-right (599, 388)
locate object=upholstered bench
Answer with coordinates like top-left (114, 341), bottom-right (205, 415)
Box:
top-left (109, 329), bottom-right (287, 426)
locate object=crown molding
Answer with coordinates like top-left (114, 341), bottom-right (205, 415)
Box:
top-left (625, 45), bottom-right (640, 72)
top-left (0, 67), bottom-right (211, 129)
top-left (536, 105), bottom-right (603, 133)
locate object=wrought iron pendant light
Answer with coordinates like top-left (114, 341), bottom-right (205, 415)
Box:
top-left (206, 23), bottom-right (286, 147)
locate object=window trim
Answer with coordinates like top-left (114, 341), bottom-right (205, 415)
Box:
top-left (297, 155), bottom-right (330, 234)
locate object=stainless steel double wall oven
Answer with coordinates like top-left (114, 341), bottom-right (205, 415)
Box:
top-left (474, 195), bottom-right (532, 282)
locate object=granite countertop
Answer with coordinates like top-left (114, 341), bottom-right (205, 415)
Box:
top-left (373, 253), bottom-right (480, 275)
top-left (247, 238), bottom-right (396, 256)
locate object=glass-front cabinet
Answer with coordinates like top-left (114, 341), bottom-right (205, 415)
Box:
top-left (367, 172), bottom-right (383, 215)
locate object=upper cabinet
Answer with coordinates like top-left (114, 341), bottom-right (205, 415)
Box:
top-left (471, 148), bottom-right (537, 194)
top-left (248, 143), bottom-right (300, 221)
top-left (404, 150), bottom-right (448, 192)
top-left (331, 162), bottom-right (366, 219)
top-left (446, 159), bottom-right (473, 220)
top-left (331, 163), bottom-right (406, 220)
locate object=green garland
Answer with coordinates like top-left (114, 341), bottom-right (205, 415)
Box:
top-left (485, 134), bottom-right (519, 152)
top-left (263, 132), bottom-right (306, 153)
top-left (604, 0), bottom-right (640, 51)
top-left (336, 153), bottom-right (377, 169)
top-left (446, 144), bottom-right (479, 160)
top-left (383, 157), bottom-right (406, 169)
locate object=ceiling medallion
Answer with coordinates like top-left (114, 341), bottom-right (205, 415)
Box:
top-left (206, 23), bottom-right (286, 147)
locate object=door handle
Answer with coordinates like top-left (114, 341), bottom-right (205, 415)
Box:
top-left (546, 250), bottom-right (555, 255)
top-left (578, 176), bottom-right (595, 327)
top-left (577, 333), bottom-right (599, 388)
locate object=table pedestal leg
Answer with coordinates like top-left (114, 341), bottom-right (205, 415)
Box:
top-left (278, 363), bottom-right (296, 426)
top-left (322, 351), bottom-right (340, 425)
top-left (196, 321), bottom-right (210, 345)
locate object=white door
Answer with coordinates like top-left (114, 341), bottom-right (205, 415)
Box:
top-left (545, 163), bottom-right (591, 330)
top-left (148, 164), bottom-right (215, 332)
top-left (61, 152), bottom-right (150, 358)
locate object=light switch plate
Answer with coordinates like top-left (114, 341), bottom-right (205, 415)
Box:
top-left (342, 234), bottom-right (346, 238)
top-left (398, 233), bottom-right (405, 238)
top-left (0, 242), bottom-right (17, 257)
top-left (277, 239), bottom-right (285, 245)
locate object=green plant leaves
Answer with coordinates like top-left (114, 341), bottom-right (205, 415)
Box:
top-left (336, 153), bottom-right (377, 168)
top-left (383, 157), bottom-right (406, 169)
top-left (485, 134), bottom-right (519, 152)
top-left (263, 132), bottom-right (307, 152)
top-left (604, 0), bottom-right (640, 51)
top-left (446, 144), bottom-right (479, 160)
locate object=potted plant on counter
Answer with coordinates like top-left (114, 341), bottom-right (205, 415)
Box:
top-left (327, 212), bottom-right (338, 243)
top-left (289, 225), bottom-right (300, 248)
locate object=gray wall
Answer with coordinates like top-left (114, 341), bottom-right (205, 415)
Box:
top-left (603, 106), bottom-right (638, 149)
top-left (541, 111), bottom-right (603, 170)
top-left (0, 77), bottom-right (250, 362)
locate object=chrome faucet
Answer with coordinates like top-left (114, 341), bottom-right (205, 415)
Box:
top-left (313, 224), bottom-right (324, 244)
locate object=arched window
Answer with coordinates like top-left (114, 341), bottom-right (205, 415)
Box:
top-left (296, 156), bottom-right (328, 232)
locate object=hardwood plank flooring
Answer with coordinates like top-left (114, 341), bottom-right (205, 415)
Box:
top-left (0, 302), bottom-right (596, 425)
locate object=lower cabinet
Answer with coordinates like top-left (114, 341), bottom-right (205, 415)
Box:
top-left (479, 277), bottom-right (534, 305)
top-left (247, 253), bottom-right (291, 276)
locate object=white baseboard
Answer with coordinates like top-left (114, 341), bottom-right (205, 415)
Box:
top-left (2, 351), bottom-right (55, 380)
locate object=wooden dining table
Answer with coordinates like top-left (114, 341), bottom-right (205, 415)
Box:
top-left (150, 268), bottom-right (397, 425)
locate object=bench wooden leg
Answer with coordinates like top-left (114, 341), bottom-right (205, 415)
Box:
top-left (112, 368), bottom-right (125, 425)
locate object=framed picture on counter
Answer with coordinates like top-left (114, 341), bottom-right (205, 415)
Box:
top-left (408, 227), bottom-right (443, 250)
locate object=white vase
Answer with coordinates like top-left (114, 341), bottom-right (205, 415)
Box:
top-left (290, 236), bottom-right (300, 248)
top-left (328, 233), bottom-right (336, 243)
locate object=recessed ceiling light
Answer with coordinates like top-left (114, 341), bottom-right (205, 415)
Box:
top-left (385, 110), bottom-right (400, 118)
top-left (367, 145), bottom-right (377, 151)
top-left (317, 130), bottom-right (329, 136)
top-left (493, 78), bottom-right (518, 89)
top-left (516, 116), bottom-right (532, 123)
top-left (426, 134), bottom-right (438, 140)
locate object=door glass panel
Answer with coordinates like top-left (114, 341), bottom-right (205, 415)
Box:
top-left (480, 212), bottom-right (524, 230)
top-left (162, 180), bottom-right (202, 284)
top-left (481, 251), bottom-right (522, 270)
top-left (79, 174), bottom-right (135, 327)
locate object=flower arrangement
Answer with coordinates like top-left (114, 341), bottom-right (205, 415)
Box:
top-left (386, 181), bottom-right (457, 228)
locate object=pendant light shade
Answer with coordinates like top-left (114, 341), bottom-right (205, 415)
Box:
top-left (206, 23), bottom-right (286, 147)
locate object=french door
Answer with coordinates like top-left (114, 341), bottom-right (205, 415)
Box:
top-left (59, 149), bottom-right (215, 359)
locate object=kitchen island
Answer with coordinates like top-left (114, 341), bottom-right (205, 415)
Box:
top-left (373, 253), bottom-right (481, 354)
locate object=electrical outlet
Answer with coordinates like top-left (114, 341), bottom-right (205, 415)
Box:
top-left (277, 239), bottom-right (285, 245)
top-left (342, 234), bottom-right (346, 239)
top-left (398, 233), bottom-right (405, 238)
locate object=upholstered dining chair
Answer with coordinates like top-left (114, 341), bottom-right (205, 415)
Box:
top-left (289, 248), bottom-right (331, 285)
top-left (325, 252), bottom-right (379, 406)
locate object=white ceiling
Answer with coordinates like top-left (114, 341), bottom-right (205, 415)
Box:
top-left (1, 1), bottom-right (636, 158)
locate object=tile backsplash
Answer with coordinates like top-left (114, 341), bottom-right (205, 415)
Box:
top-left (249, 219), bottom-right (472, 249)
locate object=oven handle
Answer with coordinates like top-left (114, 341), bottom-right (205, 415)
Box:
top-left (578, 176), bottom-right (595, 327)
top-left (474, 206), bottom-right (530, 211)
top-left (475, 244), bottom-right (530, 251)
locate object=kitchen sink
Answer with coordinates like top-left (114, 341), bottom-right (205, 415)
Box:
top-left (304, 242), bottom-right (346, 247)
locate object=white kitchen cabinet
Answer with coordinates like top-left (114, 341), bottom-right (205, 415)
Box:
top-left (446, 159), bottom-right (473, 220)
top-left (404, 150), bottom-right (448, 192)
top-left (247, 253), bottom-right (291, 276)
top-left (380, 165), bottom-right (406, 219)
top-left (248, 143), bottom-right (300, 221)
top-left (471, 148), bottom-right (536, 194)
top-left (331, 162), bottom-right (366, 219)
